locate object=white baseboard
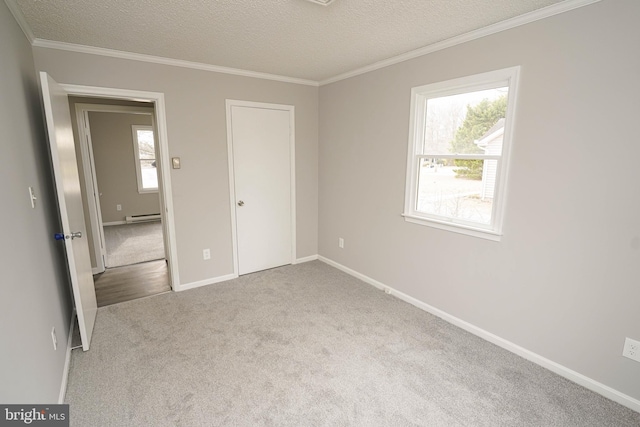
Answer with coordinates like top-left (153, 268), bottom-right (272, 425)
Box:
top-left (175, 273), bottom-right (238, 292)
top-left (318, 256), bottom-right (640, 414)
top-left (102, 221), bottom-right (126, 226)
top-left (293, 254), bottom-right (319, 264)
top-left (58, 309), bottom-right (76, 404)
top-left (176, 257), bottom-right (318, 292)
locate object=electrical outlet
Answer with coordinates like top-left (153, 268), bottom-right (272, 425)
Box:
top-left (51, 327), bottom-right (57, 351)
top-left (203, 249), bottom-right (211, 260)
top-left (338, 237), bottom-right (344, 249)
top-left (623, 337), bottom-right (640, 362)
top-left (116, 204), bottom-right (122, 211)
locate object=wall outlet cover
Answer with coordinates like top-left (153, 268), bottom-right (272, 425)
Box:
top-left (622, 337), bottom-right (640, 362)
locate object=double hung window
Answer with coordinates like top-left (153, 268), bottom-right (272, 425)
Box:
top-left (403, 67), bottom-right (519, 240)
top-left (132, 125), bottom-right (158, 193)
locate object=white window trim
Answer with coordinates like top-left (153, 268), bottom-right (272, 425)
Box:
top-left (403, 66), bottom-right (520, 241)
top-left (131, 124), bottom-right (158, 194)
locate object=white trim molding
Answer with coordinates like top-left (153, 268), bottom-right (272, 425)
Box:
top-left (31, 38), bottom-right (318, 87)
top-left (60, 84), bottom-right (181, 291)
top-left (294, 254), bottom-right (319, 264)
top-left (58, 309), bottom-right (76, 404)
top-left (319, 0), bottom-right (602, 85)
top-left (102, 221), bottom-right (127, 226)
top-left (4, 0), bottom-right (35, 43)
top-left (174, 256), bottom-right (316, 291)
top-left (318, 255), bottom-right (640, 414)
top-left (8, 0), bottom-right (599, 87)
top-left (176, 273), bottom-right (238, 292)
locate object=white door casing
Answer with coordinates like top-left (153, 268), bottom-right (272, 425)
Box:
top-left (226, 101), bottom-right (296, 276)
top-left (60, 83), bottom-right (180, 291)
top-left (40, 72), bottom-right (98, 351)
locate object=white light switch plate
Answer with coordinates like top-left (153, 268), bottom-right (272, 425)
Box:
top-left (28, 186), bottom-right (37, 208)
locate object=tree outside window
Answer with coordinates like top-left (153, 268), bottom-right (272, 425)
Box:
top-left (404, 67), bottom-right (520, 239)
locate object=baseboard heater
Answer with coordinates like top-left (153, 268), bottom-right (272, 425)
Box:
top-left (125, 213), bottom-right (161, 224)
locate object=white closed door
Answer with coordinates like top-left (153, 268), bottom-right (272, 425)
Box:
top-left (40, 72), bottom-right (97, 351)
top-left (228, 103), bottom-right (294, 275)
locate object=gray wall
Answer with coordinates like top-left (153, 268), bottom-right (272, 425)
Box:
top-left (33, 48), bottom-right (319, 286)
top-left (10, 0), bottom-right (638, 406)
top-left (0, 1), bottom-right (72, 402)
top-left (318, 0), bottom-right (640, 401)
top-left (88, 111), bottom-right (160, 224)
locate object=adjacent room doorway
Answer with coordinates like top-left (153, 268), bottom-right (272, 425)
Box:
top-left (72, 101), bottom-right (171, 306)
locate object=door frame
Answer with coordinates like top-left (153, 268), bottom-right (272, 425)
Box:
top-left (225, 99), bottom-right (296, 276)
top-left (62, 83), bottom-right (180, 290)
top-left (74, 103), bottom-right (156, 274)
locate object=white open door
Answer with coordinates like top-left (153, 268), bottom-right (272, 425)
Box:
top-left (40, 72), bottom-right (97, 351)
top-left (228, 102), bottom-right (295, 275)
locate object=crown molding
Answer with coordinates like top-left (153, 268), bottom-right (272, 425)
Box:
top-left (305, 0), bottom-right (336, 5)
top-left (31, 38), bottom-right (319, 87)
top-left (4, 0), bottom-right (35, 43)
top-left (13, 0), bottom-right (600, 88)
top-left (319, 0), bottom-right (601, 86)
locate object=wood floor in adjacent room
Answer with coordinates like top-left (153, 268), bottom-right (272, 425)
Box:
top-left (93, 260), bottom-right (171, 307)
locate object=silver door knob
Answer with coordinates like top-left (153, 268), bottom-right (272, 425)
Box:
top-left (70, 231), bottom-right (82, 239)
top-left (237, 200), bottom-right (245, 206)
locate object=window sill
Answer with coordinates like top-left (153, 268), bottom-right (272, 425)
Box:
top-left (138, 189), bottom-right (159, 195)
top-left (402, 213), bottom-right (502, 241)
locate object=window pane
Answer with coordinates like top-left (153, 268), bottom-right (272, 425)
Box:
top-left (405, 67), bottom-right (519, 237)
top-left (423, 87), bottom-right (509, 156)
top-left (136, 130), bottom-right (156, 160)
top-left (416, 158), bottom-right (493, 225)
top-left (140, 159), bottom-right (158, 189)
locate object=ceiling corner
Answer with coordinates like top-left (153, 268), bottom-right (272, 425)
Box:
top-left (4, 0), bottom-right (35, 43)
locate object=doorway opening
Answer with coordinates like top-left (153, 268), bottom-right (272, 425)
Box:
top-left (41, 73), bottom-right (179, 350)
top-left (70, 97), bottom-right (173, 306)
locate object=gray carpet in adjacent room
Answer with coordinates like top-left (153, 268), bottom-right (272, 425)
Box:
top-left (104, 221), bottom-right (164, 268)
top-left (65, 261), bottom-right (639, 426)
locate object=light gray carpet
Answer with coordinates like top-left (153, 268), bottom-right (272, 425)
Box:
top-left (104, 221), bottom-right (164, 268)
top-left (65, 261), bottom-right (640, 426)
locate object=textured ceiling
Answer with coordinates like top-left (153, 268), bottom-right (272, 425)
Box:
top-left (14, 0), bottom-right (568, 82)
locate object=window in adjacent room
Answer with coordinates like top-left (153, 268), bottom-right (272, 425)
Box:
top-left (132, 125), bottom-right (158, 193)
top-left (403, 67), bottom-right (520, 240)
